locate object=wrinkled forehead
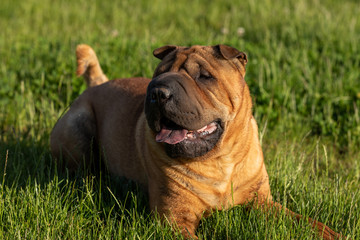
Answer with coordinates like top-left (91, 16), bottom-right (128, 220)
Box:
top-left (175, 45), bottom-right (220, 61)
top-left (153, 45), bottom-right (242, 77)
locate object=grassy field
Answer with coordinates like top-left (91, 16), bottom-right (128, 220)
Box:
top-left (0, 0), bottom-right (359, 239)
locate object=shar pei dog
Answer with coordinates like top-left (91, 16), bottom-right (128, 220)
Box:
top-left (50, 44), bottom-right (341, 239)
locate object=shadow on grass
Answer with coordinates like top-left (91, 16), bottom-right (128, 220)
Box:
top-left (0, 137), bottom-right (150, 225)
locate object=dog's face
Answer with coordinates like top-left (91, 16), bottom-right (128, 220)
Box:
top-left (145, 45), bottom-right (248, 158)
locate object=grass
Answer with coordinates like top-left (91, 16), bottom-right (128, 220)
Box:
top-left (0, 0), bottom-right (359, 239)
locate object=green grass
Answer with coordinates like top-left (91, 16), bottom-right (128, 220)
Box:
top-left (0, 0), bottom-right (359, 239)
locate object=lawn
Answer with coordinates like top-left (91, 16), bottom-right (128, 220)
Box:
top-left (0, 0), bottom-right (359, 239)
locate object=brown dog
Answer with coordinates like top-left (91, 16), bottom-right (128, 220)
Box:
top-left (50, 44), bottom-right (341, 239)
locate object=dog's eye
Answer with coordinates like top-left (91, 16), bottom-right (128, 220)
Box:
top-left (199, 69), bottom-right (214, 81)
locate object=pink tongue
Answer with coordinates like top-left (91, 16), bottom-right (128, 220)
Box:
top-left (156, 128), bottom-right (188, 144)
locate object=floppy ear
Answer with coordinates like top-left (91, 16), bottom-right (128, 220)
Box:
top-left (153, 45), bottom-right (178, 60)
top-left (216, 44), bottom-right (248, 66)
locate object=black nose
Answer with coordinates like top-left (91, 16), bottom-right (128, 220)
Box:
top-left (150, 87), bottom-right (172, 104)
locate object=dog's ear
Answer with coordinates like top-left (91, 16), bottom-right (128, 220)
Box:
top-left (216, 44), bottom-right (247, 66)
top-left (153, 45), bottom-right (178, 60)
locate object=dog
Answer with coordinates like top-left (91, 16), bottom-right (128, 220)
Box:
top-left (50, 44), bottom-right (341, 239)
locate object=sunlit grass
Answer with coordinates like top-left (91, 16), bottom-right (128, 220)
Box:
top-left (0, 0), bottom-right (359, 239)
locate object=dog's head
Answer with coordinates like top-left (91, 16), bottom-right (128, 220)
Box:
top-left (145, 45), bottom-right (248, 158)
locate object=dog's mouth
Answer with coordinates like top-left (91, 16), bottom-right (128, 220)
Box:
top-left (156, 118), bottom-right (219, 145)
top-left (153, 117), bottom-right (224, 158)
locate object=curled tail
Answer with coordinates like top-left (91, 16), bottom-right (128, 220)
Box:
top-left (76, 44), bottom-right (108, 87)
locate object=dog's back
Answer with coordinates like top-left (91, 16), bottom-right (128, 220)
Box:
top-left (51, 45), bottom-right (150, 185)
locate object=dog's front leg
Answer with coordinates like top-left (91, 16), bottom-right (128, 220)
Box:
top-left (148, 181), bottom-right (204, 239)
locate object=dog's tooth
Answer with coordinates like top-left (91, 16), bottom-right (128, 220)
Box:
top-left (200, 131), bottom-right (209, 137)
top-left (197, 125), bottom-right (208, 132)
top-left (187, 132), bottom-right (196, 139)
